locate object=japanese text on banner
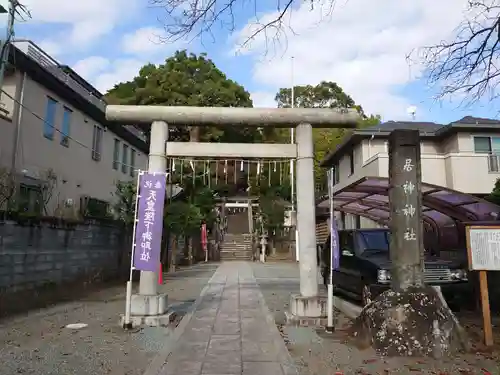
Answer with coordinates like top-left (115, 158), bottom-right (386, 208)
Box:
top-left (133, 173), bottom-right (167, 272)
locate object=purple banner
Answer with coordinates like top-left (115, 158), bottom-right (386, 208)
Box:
top-left (330, 215), bottom-right (340, 270)
top-left (133, 172), bottom-right (167, 272)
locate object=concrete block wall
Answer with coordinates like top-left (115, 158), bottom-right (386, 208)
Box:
top-left (0, 220), bottom-right (126, 294)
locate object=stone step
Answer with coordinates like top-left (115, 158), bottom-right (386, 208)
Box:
top-left (220, 249), bottom-right (253, 254)
top-left (220, 254), bottom-right (253, 260)
top-left (220, 249), bottom-right (253, 253)
top-left (220, 251), bottom-right (252, 255)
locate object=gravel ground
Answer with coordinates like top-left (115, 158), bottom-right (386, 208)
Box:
top-left (0, 262), bottom-right (218, 375)
top-left (252, 262), bottom-right (500, 375)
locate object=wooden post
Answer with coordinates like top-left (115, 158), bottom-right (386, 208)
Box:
top-left (479, 271), bottom-right (493, 347)
top-left (466, 225), bottom-right (499, 347)
top-left (388, 129), bottom-right (425, 291)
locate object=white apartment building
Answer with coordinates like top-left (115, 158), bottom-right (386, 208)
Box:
top-left (318, 118), bottom-right (500, 230)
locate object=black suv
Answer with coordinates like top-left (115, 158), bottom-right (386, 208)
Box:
top-left (320, 228), bottom-right (472, 306)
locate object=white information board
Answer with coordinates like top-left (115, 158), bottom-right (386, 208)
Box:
top-left (467, 227), bottom-right (500, 271)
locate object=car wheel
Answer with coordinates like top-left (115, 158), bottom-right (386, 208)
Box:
top-left (362, 284), bottom-right (372, 306)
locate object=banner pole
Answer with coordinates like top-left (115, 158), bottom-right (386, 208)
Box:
top-left (326, 167), bottom-right (336, 333)
top-left (124, 170), bottom-right (143, 330)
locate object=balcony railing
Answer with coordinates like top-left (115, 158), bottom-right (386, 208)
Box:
top-left (12, 40), bottom-right (107, 112)
top-left (11, 40), bottom-right (149, 144)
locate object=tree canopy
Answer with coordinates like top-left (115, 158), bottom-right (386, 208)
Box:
top-left (272, 81), bottom-right (380, 192)
top-left (146, 0), bottom-right (498, 108)
top-left (105, 50), bottom-right (261, 143)
top-left (415, 1), bottom-right (500, 105)
top-left (486, 178), bottom-right (500, 206)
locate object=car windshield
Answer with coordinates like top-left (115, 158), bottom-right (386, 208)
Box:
top-left (359, 230), bottom-right (390, 252)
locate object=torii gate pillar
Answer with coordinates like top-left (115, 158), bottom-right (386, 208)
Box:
top-left (295, 123), bottom-right (318, 297)
top-left (106, 105), bottom-right (359, 323)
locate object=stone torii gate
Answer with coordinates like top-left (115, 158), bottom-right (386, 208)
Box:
top-left (106, 105), bottom-right (360, 323)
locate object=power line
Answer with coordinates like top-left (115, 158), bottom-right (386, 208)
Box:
top-left (2, 88), bottom-right (295, 176)
top-left (0, 0), bottom-right (16, 92)
top-left (0, 1), bottom-right (30, 91)
top-left (2, 89), bottom-right (93, 150)
top-left (1, 88), bottom-right (139, 171)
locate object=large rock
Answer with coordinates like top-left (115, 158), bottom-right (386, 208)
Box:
top-left (350, 286), bottom-right (469, 358)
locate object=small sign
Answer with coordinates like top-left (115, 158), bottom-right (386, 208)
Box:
top-left (465, 225), bottom-right (499, 348)
top-left (466, 226), bottom-right (500, 271)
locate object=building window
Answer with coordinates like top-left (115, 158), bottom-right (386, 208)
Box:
top-left (44, 97), bottom-right (57, 140)
top-left (18, 184), bottom-right (42, 214)
top-left (92, 125), bottom-right (103, 161)
top-left (474, 136), bottom-right (500, 172)
top-left (80, 196), bottom-right (110, 218)
top-left (348, 150), bottom-right (354, 175)
top-left (130, 149), bottom-right (136, 177)
top-left (61, 106), bottom-right (72, 147)
top-left (474, 136), bottom-right (500, 154)
top-left (334, 164), bottom-right (340, 185)
top-left (112, 138), bottom-right (120, 170)
top-left (122, 144), bottom-right (129, 174)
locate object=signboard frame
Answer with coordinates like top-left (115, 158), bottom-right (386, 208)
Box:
top-left (465, 225), bottom-right (500, 347)
top-left (466, 225), bottom-right (500, 271)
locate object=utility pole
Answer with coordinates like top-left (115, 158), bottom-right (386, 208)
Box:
top-left (0, 0), bottom-right (17, 92)
top-left (2, 0), bottom-right (22, 216)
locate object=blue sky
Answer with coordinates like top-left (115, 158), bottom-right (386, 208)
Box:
top-left (5, 0), bottom-right (496, 123)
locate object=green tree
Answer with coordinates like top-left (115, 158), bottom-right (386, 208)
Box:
top-left (486, 178), bottom-right (500, 206)
top-left (161, 161), bottom-right (220, 267)
top-left (248, 165), bottom-right (291, 251)
top-left (274, 81), bottom-right (381, 192)
top-left (0, 167), bottom-right (15, 217)
top-left (112, 180), bottom-right (137, 226)
top-left (164, 200), bottom-right (203, 270)
top-left (106, 50), bottom-right (261, 143)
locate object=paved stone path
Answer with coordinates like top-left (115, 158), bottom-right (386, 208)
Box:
top-left (157, 262), bottom-right (296, 375)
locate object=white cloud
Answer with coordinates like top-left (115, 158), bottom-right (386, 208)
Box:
top-left (250, 91), bottom-right (275, 108)
top-left (22, 0), bottom-right (140, 49)
top-left (93, 59), bottom-right (145, 92)
top-left (73, 56), bottom-right (110, 79)
top-left (122, 26), bottom-right (168, 55)
top-left (37, 40), bottom-right (62, 57)
top-left (233, 0), bottom-right (472, 119)
top-left (71, 56), bottom-right (145, 93)
top-left (71, 26), bottom-right (188, 93)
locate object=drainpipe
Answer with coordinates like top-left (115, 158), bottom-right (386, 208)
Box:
top-left (10, 72), bottom-right (26, 173)
top-left (8, 71), bottom-right (26, 212)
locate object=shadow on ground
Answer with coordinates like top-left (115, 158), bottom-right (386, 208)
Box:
top-left (0, 262), bottom-right (218, 375)
top-left (250, 261), bottom-right (500, 375)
